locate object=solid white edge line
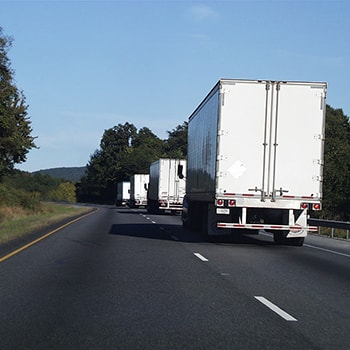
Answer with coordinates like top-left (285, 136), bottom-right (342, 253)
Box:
top-left (304, 244), bottom-right (350, 258)
top-left (254, 296), bottom-right (297, 321)
top-left (194, 253), bottom-right (208, 262)
top-left (260, 232), bottom-right (350, 259)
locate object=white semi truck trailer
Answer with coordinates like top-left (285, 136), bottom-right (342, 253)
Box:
top-left (182, 79), bottom-right (327, 246)
top-left (129, 174), bottom-right (149, 208)
top-left (147, 158), bottom-right (186, 214)
top-left (116, 181), bottom-right (130, 206)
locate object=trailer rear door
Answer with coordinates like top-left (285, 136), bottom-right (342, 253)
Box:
top-left (216, 80), bottom-right (326, 201)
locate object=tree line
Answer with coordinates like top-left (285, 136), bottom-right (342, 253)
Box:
top-left (77, 106), bottom-right (350, 222)
top-left (77, 122), bottom-right (187, 203)
top-left (321, 105), bottom-right (350, 220)
top-left (0, 171), bottom-right (77, 211)
top-left (1, 27), bottom-right (350, 220)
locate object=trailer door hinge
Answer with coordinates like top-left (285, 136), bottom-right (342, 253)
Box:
top-left (217, 172), bottom-right (226, 177)
top-left (217, 155), bottom-right (228, 161)
top-left (314, 134), bottom-right (324, 140)
top-left (218, 129), bottom-right (227, 136)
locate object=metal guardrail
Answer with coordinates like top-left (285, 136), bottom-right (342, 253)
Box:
top-left (308, 218), bottom-right (350, 240)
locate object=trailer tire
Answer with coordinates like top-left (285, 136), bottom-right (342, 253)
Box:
top-left (147, 200), bottom-right (158, 214)
top-left (273, 234), bottom-right (282, 245)
top-left (273, 231), bottom-right (304, 246)
top-left (273, 231), bottom-right (288, 245)
top-left (182, 196), bottom-right (191, 230)
top-left (288, 237), bottom-right (305, 247)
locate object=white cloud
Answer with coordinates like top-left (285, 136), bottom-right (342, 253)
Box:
top-left (189, 4), bottom-right (219, 21)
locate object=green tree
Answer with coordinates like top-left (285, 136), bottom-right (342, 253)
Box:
top-left (0, 170), bottom-right (79, 211)
top-left (321, 105), bottom-right (350, 220)
top-left (163, 121), bottom-right (188, 158)
top-left (0, 27), bottom-right (36, 179)
top-left (79, 123), bottom-right (139, 203)
top-left (101, 122), bottom-right (137, 183)
top-left (126, 127), bottom-right (164, 175)
top-left (48, 182), bottom-right (77, 203)
top-left (78, 121), bottom-right (190, 203)
top-left (5, 171), bottom-right (61, 196)
top-left (78, 123), bottom-right (165, 203)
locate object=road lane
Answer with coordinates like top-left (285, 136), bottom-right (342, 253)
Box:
top-left (176, 225), bottom-right (350, 349)
top-left (145, 210), bottom-right (350, 348)
top-left (0, 206), bottom-right (349, 349)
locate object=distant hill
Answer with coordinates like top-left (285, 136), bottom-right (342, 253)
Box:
top-left (33, 167), bottom-right (87, 182)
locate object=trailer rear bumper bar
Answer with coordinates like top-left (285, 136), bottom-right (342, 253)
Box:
top-left (158, 202), bottom-right (183, 211)
top-left (217, 222), bottom-right (318, 232)
top-left (159, 206), bottom-right (183, 211)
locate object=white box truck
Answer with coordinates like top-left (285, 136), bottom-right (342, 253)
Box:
top-left (182, 79), bottom-right (327, 246)
top-left (129, 174), bottom-right (149, 208)
top-left (147, 158), bottom-right (186, 214)
top-left (116, 181), bottom-right (130, 206)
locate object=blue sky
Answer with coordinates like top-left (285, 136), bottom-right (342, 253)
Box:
top-left (0, 0), bottom-right (349, 172)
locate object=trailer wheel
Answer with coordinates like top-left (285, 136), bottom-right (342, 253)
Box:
top-left (288, 237), bottom-right (305, 247)
top-left (273, 231), bottom-right (288, 245)
top-left (273, 231), bottom-right (304, 246)
top-left (273, 233), bottom-right (283, 245)
top-left (147, 200), bottom-right (158, 214)
top-left (182, 196), bottom-right (191, 230)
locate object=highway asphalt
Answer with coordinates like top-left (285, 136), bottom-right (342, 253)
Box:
top-left (1, 205), bottom-right (349, 349)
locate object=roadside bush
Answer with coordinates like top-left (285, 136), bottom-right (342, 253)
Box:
top-left (47, 182), bottom-right (77, 203)
top-left (0, 206), bottom-right (26, 222)
top-left (0, 183), bottom-right (41, 212)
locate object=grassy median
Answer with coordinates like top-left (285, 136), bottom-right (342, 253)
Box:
top-left (0, 202), bottom-right (93, 245)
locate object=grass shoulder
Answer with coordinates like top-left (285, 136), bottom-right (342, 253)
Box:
top-left (0, 202), bottom-right (93, 245)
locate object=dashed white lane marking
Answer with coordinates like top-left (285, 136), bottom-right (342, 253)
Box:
top-left (194, 253), bottom-right (209, 262)
top-left (171, 235), bottom-right (179, 241)
top-left (254, 296), bottom-right (297, 321)
top-left (140, 214), bottom-right (156, 224)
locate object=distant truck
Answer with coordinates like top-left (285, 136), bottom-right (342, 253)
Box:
top-left (129, 174), bottom-right (149, 208)
top-left (116, 181), bottom-right (130, 206)
top-left (147, 158), bottom-right (186, 214)
top-left (182, 79), bottom-right (327, 246)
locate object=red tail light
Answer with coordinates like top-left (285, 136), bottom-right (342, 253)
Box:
top-left (313, 203), bottom-right (321, 210)
top-left (216, 199), bottom-right (224, 206)
top-left (301, 203), bottom-right (308, 209)
top-left (228, 199), bottom-right (236, 207)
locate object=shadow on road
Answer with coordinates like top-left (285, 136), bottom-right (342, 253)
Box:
top-left (108, 221), bottom-right (275, 247)
top-left (113, 207), bottom-right (182, 217)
